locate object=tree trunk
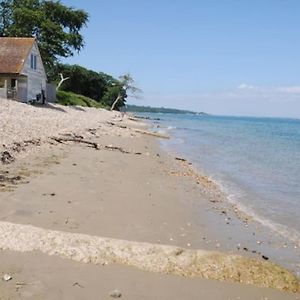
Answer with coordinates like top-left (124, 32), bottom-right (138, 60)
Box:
top-left (110, 93), bottom-right (122, 111)
top-left (56, 74), bottom-right (70, 91)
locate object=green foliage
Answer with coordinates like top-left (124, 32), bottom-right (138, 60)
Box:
top-left (102, 85), bottom-right (127, 109)
top-left (50, 64), bottom-right (117, 101)
top-left (0, 0), bottom-right (88, 73)
top-left (51, 64), bottom-right (128, 110)
top-left (56, 90), bottom-right (107, 109)
top-left (109, 73), bottom-right (141, 111)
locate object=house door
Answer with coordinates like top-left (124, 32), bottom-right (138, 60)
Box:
top-left (11, 78), bottom-right (16, 88)
top-left (7, 78), bottom-right (17, 99)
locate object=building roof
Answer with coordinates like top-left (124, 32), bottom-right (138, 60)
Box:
top-left (0, 37), bottom-right (35, 74)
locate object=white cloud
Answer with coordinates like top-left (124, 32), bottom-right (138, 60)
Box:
top-left (277, 86), bottom-right (300, 94)
top-left (237, 83), bottom-right (256, 90)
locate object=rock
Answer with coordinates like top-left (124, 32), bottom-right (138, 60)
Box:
top-left (2, 274), bottom-right (12, 281)
top-left (110, 289), bottom-right (122, 298)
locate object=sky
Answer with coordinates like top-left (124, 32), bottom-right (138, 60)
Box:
top-left (61, 0), bottom-right (300, 118)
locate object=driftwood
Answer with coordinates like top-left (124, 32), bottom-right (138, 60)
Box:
top-left (106, 121), bottom-right (127, 129)
top-left (51, 137), bottom-right (99, 149)
top-left (128, 117), bottom-right (139, 122)
top-left (50, 137), bottom-right (141, 155)
top-left (175, 157), bottom-right (187, 162)
top-left (104, 145), bottom-right (130, 154)
top-left (134, 129), bottom-right (170, 139)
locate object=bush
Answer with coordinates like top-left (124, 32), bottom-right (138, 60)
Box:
top-left (56, 91), bottom-right (108, 109)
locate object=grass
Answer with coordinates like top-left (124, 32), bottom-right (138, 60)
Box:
top-left (56, 91), bottom-right (108, 109)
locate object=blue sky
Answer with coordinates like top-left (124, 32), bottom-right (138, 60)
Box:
top-left (61, 0), bottom-right (300, 117)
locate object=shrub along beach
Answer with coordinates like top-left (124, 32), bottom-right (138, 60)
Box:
top-left (0, 98), bottom-right (299, 299)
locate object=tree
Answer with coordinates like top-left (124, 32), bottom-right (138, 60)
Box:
top-left (109, 74), bottom-right (142, 111)
top-left (50, 64), bottom-right (116, 102)
top-left (0, 0), bottom-right (12, 36)
top-left (0, 0), bottom-right (88, 73)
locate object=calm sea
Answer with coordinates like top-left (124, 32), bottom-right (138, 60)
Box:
top-left (141, 113), bottom-right (300, 246)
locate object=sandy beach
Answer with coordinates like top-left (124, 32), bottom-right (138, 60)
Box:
top-left (0, 99), bottom-right (299, 299)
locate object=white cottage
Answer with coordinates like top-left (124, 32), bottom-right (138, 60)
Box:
top-left (0, 37), bottom-right (49, 103)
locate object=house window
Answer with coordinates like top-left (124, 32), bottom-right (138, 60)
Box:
top-left (31, 54), bottom-right (37, 70)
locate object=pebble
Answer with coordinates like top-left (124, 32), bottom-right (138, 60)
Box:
top-left (110, 289), bottom-right (122, 298)
top-left (2, 274), bottom-right (12, 282)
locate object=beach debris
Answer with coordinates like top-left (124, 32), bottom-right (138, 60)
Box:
top-left (106, 121), bottom-right (127, 129)
top-left (87, 128), bottom-right (97, 135)
top-left (50, 137), bottom-right (137, 155)
top-left (134, 129), bottom-right (170, 139)
top-left (0, 173), bottom-right (23, 186)
top-left (73, 282), bottom-right (84, 288)
top-left (109, 289), bottom-right (122, 298)
top-left (262, 255), bottom-right (269, 261)
top-left (51, 137), bottom-right (99, 150)
top-left (1, 151), bottom-right (15, 164)
top-left (2, 274), bottom-right (12, 282)
top-left (42, 192), bottom-right (56, 197)
top-left (128, 117), bottom-right (139, 122)
top-left (104, 145), bottom-right (130, 154)
top-left (174, 249), bottom-right (184, 256)
top-left (66, 133), bottom-right (84, 139)
top-left (175, 157), bottom-right (187, 162)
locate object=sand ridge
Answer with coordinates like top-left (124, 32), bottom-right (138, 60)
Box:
top-left (0, 221), bottom-right (298, 293)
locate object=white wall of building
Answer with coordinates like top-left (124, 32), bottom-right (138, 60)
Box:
top-left (21, 43), bottom-right (47, 101)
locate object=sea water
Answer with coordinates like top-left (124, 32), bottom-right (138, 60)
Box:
top-left (142, 113), bottom-right (300, 246)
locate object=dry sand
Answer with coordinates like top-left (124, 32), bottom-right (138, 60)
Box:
top-left (0, 99), bottom-right (299, 299)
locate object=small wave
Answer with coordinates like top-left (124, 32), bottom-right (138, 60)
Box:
top-left (167, 126), bottom-right (176, 130)
top-left (214, 179), bottom-right (300, 247)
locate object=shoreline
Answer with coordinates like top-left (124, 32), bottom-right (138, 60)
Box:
top-left (0, 99), bottom-right (299, 298)
top-left (149, 119), bottom-right (300, 277)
